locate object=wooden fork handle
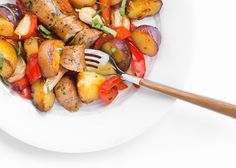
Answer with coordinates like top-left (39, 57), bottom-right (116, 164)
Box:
top-left (139, 79), bottom-right (236, 118)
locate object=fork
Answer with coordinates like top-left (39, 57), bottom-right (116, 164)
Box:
top-left (85, 49), bottom-right (236, 118)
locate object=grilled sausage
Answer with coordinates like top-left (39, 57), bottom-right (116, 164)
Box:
top-left (51, 15), bottom-right (85, 42)
top-left (54, 76), bottom-right (81, 112)
top-left (22, 0), bottom-right (65, 28)
top-left (60, 45), bottom-right (86, 72)
top-left (22, 0), bottom-right (102, 46)
top-left (69, 28), bottom-right (102, 47)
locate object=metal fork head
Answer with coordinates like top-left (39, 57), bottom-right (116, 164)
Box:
top-left (84, 49), bottom-right (124, 74)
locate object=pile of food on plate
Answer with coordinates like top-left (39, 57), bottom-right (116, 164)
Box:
top-left (0, 0), bottom-right (162, 112)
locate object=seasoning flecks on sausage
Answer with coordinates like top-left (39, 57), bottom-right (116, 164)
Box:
top-left (60, 45), bottom-right (86, 72)
top-left (22, 0), bottom-right (102, 46)
top-left (54, 76), bottom-right (81, 112)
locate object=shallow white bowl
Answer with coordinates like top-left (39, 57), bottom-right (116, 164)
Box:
top-left (0, 0), bottom-right (195, 153)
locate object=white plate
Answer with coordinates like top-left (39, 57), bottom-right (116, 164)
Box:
top-left (0, 0), bottom-right (195, 153)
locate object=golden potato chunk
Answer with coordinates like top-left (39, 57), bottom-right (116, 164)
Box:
top-left (32, 79), bottom-right (55, 112)
top-left (24, 37), bottom-right (42, 62)
top-left (0, 40), bottom-right (17, 79)
top-left (127, 0), bottom-right (163, 19)
top-left (7, 56), bottom-right (26, 83)
top-left (77, 72), bottom-right (106, 104)
top-left (0, 18), bottom-right (14, 36)
top-left (38, 40), bottom-right (64, 78)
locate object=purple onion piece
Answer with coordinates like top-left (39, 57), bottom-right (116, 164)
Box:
top-left (0, 4), bottom-right (23, 28)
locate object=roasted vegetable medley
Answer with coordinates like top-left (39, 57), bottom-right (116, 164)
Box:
top-left (0, 0), bottom-right (162, 112)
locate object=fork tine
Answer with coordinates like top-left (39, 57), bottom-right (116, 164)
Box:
top-left (85, 49), bottom-right (110, 66)
top-left (85, 57), bottom-right (100, 64)
top-left (84, 49), bottom-right (124, 74)
top-left (86, 63), bottom-right (98, 69)
top-left (85, 59), bottom-right (99, 67)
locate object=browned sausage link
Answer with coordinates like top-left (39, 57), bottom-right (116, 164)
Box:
top-left (22, 0), bottom-right (102, 46)
top-left (23, 0), bottom-right (65, 28)
top-left (60, 45), bottom-right (86, 72)
top-left (51, 15), bottom-right (86, 42)
top-left (54, 76), bottom-right (81, 112)
top-left (69, 28), bottom-right (102, 47)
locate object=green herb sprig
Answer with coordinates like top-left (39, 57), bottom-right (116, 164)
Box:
top-left (92, 19), bottom-right (117, 37)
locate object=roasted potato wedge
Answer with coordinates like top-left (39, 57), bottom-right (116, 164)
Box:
top-left (127, 0), bottom-right (163, 19)
top-left (38, 40), bottom-right (64, 78)
top-left (55, 76), bottom-right (81, 112)
top-left (77, 72), bottom-right (106, 104)
top-left (131, 25), bottom-right (161, 56)
top-left (0, 18), bottom-right (14, 36)
top-left (60, 45), bottom-right (86, 72)
top-left (102, 39), bottom-right (131, 72)
top-left (32, 79), bottom-right (55, 112)
top-left (0, 40), bottom-right (17, 78)
top-left (7, 56), bottom-right (26, 83)
top-left (24, 37), bottom-right (42, 62)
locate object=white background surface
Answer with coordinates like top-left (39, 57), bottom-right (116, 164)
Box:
top-left (1, 0), bottom-right (236, 167)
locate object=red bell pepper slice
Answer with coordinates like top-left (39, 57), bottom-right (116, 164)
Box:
top-left (5, 14), bottom-right (38, 40)
top-left (125, 37), bottom-right (146, 78)
top-left (100, 86), bottom-right (118, 104)
top-left (113, 26), bottom-right (131, 40)
top-left (11, 76), bottom-right (32, 99)
top-left (117, 81), bottom-right (128, 90)
top-left (99, 75), bottom-right (125, 104)
top-left (11, 76), bottom-right (29, 91)
top-left (100, 0), bottom-right (111, 26)
top-left (26, 54), bottom-right (42, 84)
top-left (18, 87), bottom-right (32, 99)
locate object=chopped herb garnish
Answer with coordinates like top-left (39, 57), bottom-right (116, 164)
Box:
top-left (41, 33), bottom-right (53, 40)
top-left (28, 37), bottom-right (33, 44)
top-left (92, 19), bottom-right (117, 37)
top-left (38, 25), bottom-right (52, 35)
top-left (102, 26), bottom-right (117, 37)
top-left (111, 48), bottom-right (117, 54)
top-left (111, 48), bottom-right (116, 53)
top-left (17, 41), bottom-right (24, 56)
top-left (92, 19), bottom-right (103, 29)
top-left (38, 25), bottom-right (53, 40)
top-left (120, 0), bottom-right (127, 16)
top-left (0, 53), bottom-right (4, 70)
